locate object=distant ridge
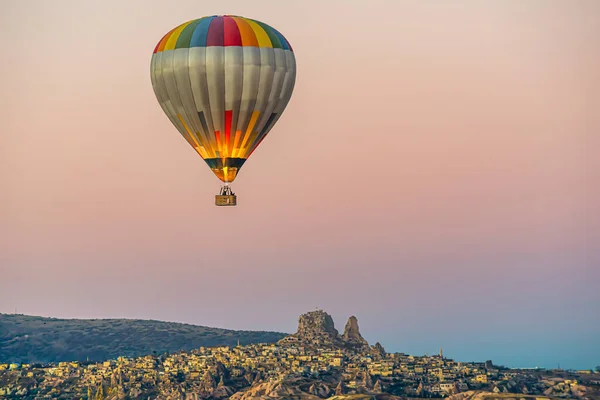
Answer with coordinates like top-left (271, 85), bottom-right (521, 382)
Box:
top-left (0, 313), bottom-right (288, 364)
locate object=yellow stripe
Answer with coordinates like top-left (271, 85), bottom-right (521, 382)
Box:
top-left (243, 19), bottom-right (273, 48)
top-left (177, 114), bottom-right (208, 158)
top-left (222, 167), bottom-right (229, 183)
top-left (196, 130), bottom-right (216, 159)
top-left (164, 20), bottom-right (194, 51)
top-left (156, 26), bottom-right (178, 52)
top-left (241, 131), bottom-right (260, 158)
top-left (237, 111), bottom-right (260, 157)
top-left (193, 122), bottom-right (217, 159)
top-left (197, 146), bottom-right (208, 158)
top-left (232, 130), bottom-right (242, 157)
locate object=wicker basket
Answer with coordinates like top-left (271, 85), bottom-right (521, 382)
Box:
top-left (215, 195), bottom-right (237, 206)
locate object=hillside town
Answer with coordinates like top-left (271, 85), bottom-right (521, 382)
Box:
top-left (0, 310), bottom-right (598, 399)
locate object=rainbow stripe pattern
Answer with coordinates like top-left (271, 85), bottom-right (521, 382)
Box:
top-left (153, 15), bottom-right (293, 53)
top-left (150, 15), bottom-right (296, 184)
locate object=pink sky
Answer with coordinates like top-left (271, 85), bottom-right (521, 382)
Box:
top-left (1, 0), bottom-right (598, 369)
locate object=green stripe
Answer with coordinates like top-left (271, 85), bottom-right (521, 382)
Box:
top-left (175, 18), bottom-right (204, 49)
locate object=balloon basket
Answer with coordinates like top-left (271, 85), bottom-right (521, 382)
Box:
top-left (215, 185), bottom-right (237, 206)
top-left (215, 195), bottom-right (236, 206)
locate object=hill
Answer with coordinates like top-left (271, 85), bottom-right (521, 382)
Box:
top-left (0, 313), bottom-right (288, 364)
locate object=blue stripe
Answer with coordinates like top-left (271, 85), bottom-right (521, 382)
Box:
top-left (271, 29), bottom-right (290, 51)
top-left (189, 16), bottom-right (215, 48)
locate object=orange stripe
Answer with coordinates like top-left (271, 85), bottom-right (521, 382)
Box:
top-left (156, 26), bottom-right (179, 52)
top-left (242, 18), bottom-right (273, 48)
top-left (231, 17), bottom-right (259, 47)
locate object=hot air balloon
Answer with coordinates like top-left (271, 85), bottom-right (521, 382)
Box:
top-left (150, 15), bottom-right (296, 206)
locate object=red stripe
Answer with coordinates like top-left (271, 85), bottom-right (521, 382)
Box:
top-left (225, 111), bottom-right (232, 155)
top-left (223, 16), bottom-right (242, 46)
top-left (153, 39), bottom-right (162, 53)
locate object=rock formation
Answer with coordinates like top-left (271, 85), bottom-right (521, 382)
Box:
top-left (335, 380), bottom-right (345, 396)
top-left (308, 382), bottom-right (331, 398)
top-left (371, 341), bottom-right (386, 360)
top-left (214, 361), bottom-right (230, 381)
top-left (201, 370), bottom-right (216, 391)
top-left (416, 381), bottom-right (424, 396)
top-left (342, 316), bottom-right (368, 345)
top-left (374, 342), bottom-right (386, 354)
top-left (363, 370), bottom-right (373, 389)
top-left (281, 310), bottom-right (373, 352)
top-left (211, 385), bottom-right (235, 399)
top-left (229, 378), bottom-right (321, 400)
top-left (296, 310), bottom-right (338, 339)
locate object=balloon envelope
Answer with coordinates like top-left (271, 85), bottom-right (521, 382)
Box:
top-left (150, 15), bottom-right (296, 183)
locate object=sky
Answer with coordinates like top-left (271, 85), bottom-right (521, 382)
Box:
top-left (1, 0), bottom-right (598, 370)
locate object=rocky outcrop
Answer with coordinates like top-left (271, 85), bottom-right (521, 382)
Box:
top-left (374, 379), bottom-right (383, 392)
top-left (373, 342), bottom-right (386, 355)
top-left (308, 382), bottom-right (331, 398)
top-left (280, 310), bottom-right (375, 353)
top-left (201, 370), bottom-right (216, 391)
top-left (211, 385), bottom-right (235, 399)
top-left (335, 380), bottom-right (345, 395)
top-left (370, 342), bottom-right (386, 360)
top-left (297, 310), bottom-right (338, 339)
top-left (342, 316), bottom-right (368, 345)
top-left (362, 371), bottom-right (373, 389)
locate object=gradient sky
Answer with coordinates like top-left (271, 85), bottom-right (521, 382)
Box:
top-left (1, 0), bottom-right (598, 370)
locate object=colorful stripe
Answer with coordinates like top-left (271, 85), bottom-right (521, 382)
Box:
top-left (188, 17), bottom-right (214, 48)
top-left (153, 15), bottom-right (293, 53)
top-left (164, 20), bottom-right (195, 50)
top-left (233, 17), bottom-right (259, 47)
top-left (223, 16), bottom-right (242, 46)
top-left (206, 16), bottom-right (225, 47)
top-left (175, 18), bottom-right (204, 49)
top-left (225, 110), bottom-right (233, 157)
